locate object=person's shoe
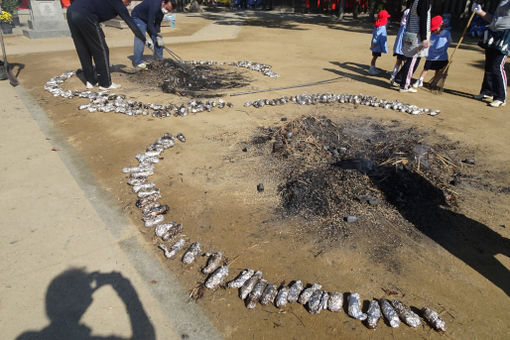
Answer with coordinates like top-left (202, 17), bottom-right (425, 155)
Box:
top-left (136, 63), bottom-right (147, 70)
top-left (473, 93), bottom-right (493, 101)
top-left (488, 100), bottom-right (506, 107)
top-left (399, 87), bottom-right (417, 93)
top-left (368, 66), bottom-right (380, 76)
top-left (99, 82), bottom-right (122, 90)
top-left (86, 81), bottom-right (97, 89)
top-left (413, 79), bottom-right (423, 88)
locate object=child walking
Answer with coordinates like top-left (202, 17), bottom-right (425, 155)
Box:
top-left (390, 4), bottom-right (411, 84)
top-left (369, 10), bottom-right (391, 75)
top-left (413, 15), bottom-right (451, 88)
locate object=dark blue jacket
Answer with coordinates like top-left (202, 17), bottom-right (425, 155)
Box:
top-left (131, 0), bottom-right (164, 38)
top-left (69, 0), bottom-right (145, 41)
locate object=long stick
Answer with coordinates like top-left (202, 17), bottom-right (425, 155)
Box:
top-left (0, 28), bottom-right (19, 87)
top-left (229, 77), bottom-right (344, 96)
top-left (446, 10), bottom-right (477, 71)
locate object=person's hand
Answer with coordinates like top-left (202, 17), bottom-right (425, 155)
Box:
top-left (421, 39), bottom-right (429, 49)
top-left (145, 40), bottom-right (154, 51)
top-left (471, 2), bottom-right (483, 15)
top-left (156, 34), bottom-right (164, 47)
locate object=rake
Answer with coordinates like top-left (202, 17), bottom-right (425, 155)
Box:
top-left (429, 10), bottom-right (476, 93)
top-left (145, 41), bottom-right (191, 73)
top-left (161, 45), bottom-right (192, 73)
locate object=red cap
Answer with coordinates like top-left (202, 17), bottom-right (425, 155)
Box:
top-left (431, 15), bottom-right (443, 31)
top-left (375, 10), bottom-right (391, 27)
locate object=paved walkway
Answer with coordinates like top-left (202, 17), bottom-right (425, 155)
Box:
top-left (0, 13), bottom-right (230, 340)
top-left (4, 12), bottom-right (243, 55)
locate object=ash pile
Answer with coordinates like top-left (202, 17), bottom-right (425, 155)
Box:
top-left (131, 60), bottom-right (251, 97)
top-left (254, 116), bottom-right (467, 258)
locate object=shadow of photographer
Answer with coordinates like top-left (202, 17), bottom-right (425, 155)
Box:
top-left (16, 268), bottom-right (155, 340)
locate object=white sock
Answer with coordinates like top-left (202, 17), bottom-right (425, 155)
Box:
top-left (391, 65), bottom-right (399, 76)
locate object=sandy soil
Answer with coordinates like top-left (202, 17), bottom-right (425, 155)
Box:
top-left (12, 11), bottom-right (510, 340)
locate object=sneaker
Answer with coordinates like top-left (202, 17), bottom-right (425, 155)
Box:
top-left (399, 87), bottom-right (417, 93)
top-left (86, 81), bottom-right (97, 89)
top-left (390, 80), bottom-right (399, 88)
top-left (413, 79), bottom-right (423, 88)
top-left (136, 63), bottom-right (147, 70)
top-left (368, 67), bottom-right (380, 76)
top-left (99, 82), bottom-right (122, 90)
top-left (473, 93), bottom-right (493, 101)
top-left (488, 100), bottom-right (506, 107)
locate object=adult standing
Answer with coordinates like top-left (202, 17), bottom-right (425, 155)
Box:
top-left (395, 0), bottom-right (431, 93)
top-left (132, 0), bottom-right (174, 69)
top-left (472, 1), bottom-right (510, 108)
top-left (67, 0), bottom-right (146, 90)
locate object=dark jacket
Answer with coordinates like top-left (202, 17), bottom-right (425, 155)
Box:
top-left (416, 0), bottom-right (431, 42)
top-left (69, 0), bottom-right (145, 41)
top-left (131, 0), bottom-right (164, 38)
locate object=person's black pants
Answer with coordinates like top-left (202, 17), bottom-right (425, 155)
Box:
top-left (395, 56), bottom-right (421, 89)
top-left (67, 9), bottom-right (112, 87)
top-left (480, 48), bottom-right (507, 102)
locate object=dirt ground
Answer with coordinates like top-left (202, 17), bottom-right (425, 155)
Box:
top-left (12, 11), bottom-right (510, 339)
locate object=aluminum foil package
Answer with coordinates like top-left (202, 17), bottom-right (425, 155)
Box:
top-left (154, 222), bottom-right (182, 241)
top-left (133, 182), bottom-right (155, 193)
top-left (142, 204), bottom-right (169, 221)
top-left (205, 266), bottom-right (229, 289)
top-left (239, 271), bottom-right (262, 300)
top-left (320, 291), bottom-right (329, 311)
top-left (422, 307), bottom-right (446, 332)
top-left (392, 299), bottom-right (421, 328)
top-left (142, 201), bottom-right (161, 215)
top-left (275, 286), bottom-right (289, 308)
top-left (327, 292), bottom-right (343, 312)
top-left (348, 293), bottom-right (367, 320)
top-left (298, 283), bottom-right (322, 305)
top-left (227, 269), bottom-right (255, 289)
top-left (380, 299), bottom-right (400, 328)
top-left (366, 299), bottom-right (381, 329)
top-left (306, 289), bottom-right (323, 314)
top-left (260, 284), bottom-right (278, 306)
top-left (138, 189), bottom-right (160, 199)
top-left (158, 238), bottom-right (185, 259)
top-left (202, 252), bottom-right (222, 274)
top-left (287, 280), bottom-right (304, 303)
top-left (182, 242), bottom-right (202, 264)
top-left (246, 279), bottom-right (267, 309)
top-left (144, 214), bottom-right (164, 227)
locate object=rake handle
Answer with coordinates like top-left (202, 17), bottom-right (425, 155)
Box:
top-left (445, 10), bottom-right (477, 70)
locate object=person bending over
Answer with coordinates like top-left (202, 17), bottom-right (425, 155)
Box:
top-left (67, 0), bottom-right (146, 90)
top-left (132, 0), bottom-right (175, 70)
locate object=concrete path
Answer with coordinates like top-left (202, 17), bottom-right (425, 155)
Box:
top-left (4, 13), bottom-right (243, 55)
top-left (0, 15), bottom-right (227, 340)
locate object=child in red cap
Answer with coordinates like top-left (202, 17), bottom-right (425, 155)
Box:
top-left (413, 15), bottom-right (451, 88)
top-left (369, 9), bottom-right (391, 75)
